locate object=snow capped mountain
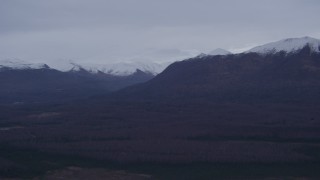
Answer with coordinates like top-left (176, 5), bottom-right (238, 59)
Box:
top-left (0, 59), bottom-right (48, 70)
top-left (197, 48), bottom-right (232, 58)
top-left (246, 36), bottom-right (320, 54)
top-left (208, 48), bottom-right (232, 56)
top-left (67, 61), bottom-right (171, 76)
top-left (0, 58), bottom-right (171, 76)
top-left (2, 36), bottom-right (320, 75)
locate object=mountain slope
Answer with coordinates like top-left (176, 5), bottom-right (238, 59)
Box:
top-left (0, 59), bottom-right (162, 104)
top-left (114, 44), bottom-right (320, 103)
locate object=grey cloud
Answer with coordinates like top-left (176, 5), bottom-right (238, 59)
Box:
top-left (0, 0), bottom-right (319, 64)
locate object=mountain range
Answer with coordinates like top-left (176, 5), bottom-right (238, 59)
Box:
top-left (107, 36), bottom-right (320, 104)
top-left (1, 36), bottom-right (320, 105)
top-left (0, 59), bottom-right (170, 76)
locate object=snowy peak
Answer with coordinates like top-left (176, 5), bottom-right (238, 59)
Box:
top-left (197, 48), bottom-right (232, 58)
top-left (0, 59), bottom-right (49, 70)
top-left (208, 48), bottom-right (232, 56)
top-left (66, 61), bottom-right (171, 76)
top-left (247, 36), bottom-right (320, 54)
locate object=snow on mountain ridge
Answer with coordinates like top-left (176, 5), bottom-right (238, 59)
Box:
top-left (0, 59), bottom-right (170, 76)
top-left (2, 37), bottom-right (319, 74)
top-left (197, 48), bottom-right (232, 58)
top-left (68, 61), bottom-right (171, 76)
top-left (246, 36), bottom-right (320, 54)
top-left (0, 59), bottom-right (48, 70)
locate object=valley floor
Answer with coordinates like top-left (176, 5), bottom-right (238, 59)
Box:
top-left (1, 102), bottom-right (320, 179)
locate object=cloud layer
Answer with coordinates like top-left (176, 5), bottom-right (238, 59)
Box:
top-left (1, 0), bottom-right (319, 65)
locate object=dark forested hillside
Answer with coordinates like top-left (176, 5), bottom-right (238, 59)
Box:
top-left (114, 46), bottom-right (320, 104)
top-left (0, 68), bottom-right (153, 104)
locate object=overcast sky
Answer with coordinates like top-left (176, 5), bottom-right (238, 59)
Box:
top-left (1, 0), bottom-right (320, 66)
